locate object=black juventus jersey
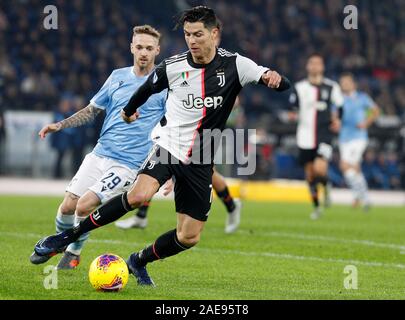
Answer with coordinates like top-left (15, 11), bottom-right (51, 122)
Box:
top-left (124, 48), bottom-right (290, 164)
top-left (289, 78), bottom-right (344, 149)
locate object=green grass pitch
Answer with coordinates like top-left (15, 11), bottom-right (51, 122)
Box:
top-left (0, 196), bottom-right (404, 300)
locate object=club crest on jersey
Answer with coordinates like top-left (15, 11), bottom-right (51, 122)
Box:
top-left (217, 71), bottom-right (225, 87)
top-left (321, 89), bottom-right (329, 100)
top-left (147, 160), bottom-right (156, 170)
top-left (152, 72), bottom-right (158, 84)
top-left (92, 211), bottom-right (101, 221)
top-left (183, 94), bottom-right (223, 109)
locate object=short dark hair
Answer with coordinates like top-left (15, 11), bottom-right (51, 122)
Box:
top-left (176, 6), bottom-right (219, 30)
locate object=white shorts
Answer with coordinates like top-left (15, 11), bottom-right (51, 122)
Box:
top-left (339, 139), bottom-right (368, 166)
top-left (66, 152), bottom-right (137, 203)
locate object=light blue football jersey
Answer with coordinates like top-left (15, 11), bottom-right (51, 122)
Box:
top-left (339, 91), bottom-right (374, 143)
top-left (90, 66), bottom-right (167, 169)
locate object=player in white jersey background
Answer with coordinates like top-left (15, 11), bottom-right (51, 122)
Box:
top-left (338, 72), bottom-right (380, 210)
top-left (288, 54), bottom-right (344, 220)
top-left (32, 6), bottom-right (290, 286)
top-left (30, 25), bottom-right (168, 269)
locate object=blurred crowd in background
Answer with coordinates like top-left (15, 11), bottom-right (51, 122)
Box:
top-left (0, 0), bottom-right (404, 189)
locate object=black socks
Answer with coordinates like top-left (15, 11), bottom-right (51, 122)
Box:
top-left (136, 200), bottom-right (151, 219)
top-left (216, 187), bottom-right (236, 213)
top-left (308, 176), bottom-right (328, 208)
top-left (77, 192), bottom-right (133, 235)
top-left (136, 229), bottom-right (191, 266)
top-left (308, 180), bottom-right (319, 208)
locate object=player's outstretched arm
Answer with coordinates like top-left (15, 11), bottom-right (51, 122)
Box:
top-left (38, 104), bottom-right (101, 139)
top-left (358, 103), bottom-right (380, 129)
top-left (235, 54), bottom-right (290, 91)
top-left (38, 122), bottom-right (62, 139)
top-left (121, 78), bottom-right (155, 123)
top-left (260, 70), bottom-right (291, 91)
top-left (122, 62), bottom-right (169, 124)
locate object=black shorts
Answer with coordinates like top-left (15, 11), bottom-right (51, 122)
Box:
top-left (139, 146), bottom-right (214, 222)
top-left (298, 142), bottom-right (333, 166)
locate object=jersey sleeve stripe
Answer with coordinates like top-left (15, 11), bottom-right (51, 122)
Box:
top-left (218, 48), bottom-right (236, 56)
top-left (165, 52), bottom-right (188, 64)
top-left (165, 52), bottom-right (188, 61)
top-left (166, 56), bottom-right (188, 66)
top-left (166, 55), bottom-right (187, 63)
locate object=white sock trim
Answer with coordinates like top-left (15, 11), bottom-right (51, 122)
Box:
top-left (56, 207), bottom-right (75, 225)
top-left (74, 214), bottom-right (87, 227)
top-left (66, 214), bottom-right (89, 255)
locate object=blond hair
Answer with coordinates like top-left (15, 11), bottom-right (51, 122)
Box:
top-left (133, 25), bottom-right (161, 41)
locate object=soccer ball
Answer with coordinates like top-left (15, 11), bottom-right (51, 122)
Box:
top-left (88, 254), bottom-right (129, 292)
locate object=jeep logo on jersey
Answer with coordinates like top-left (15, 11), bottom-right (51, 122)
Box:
top-left (314, 101), bottom-right (328, 111)
top-left (183, 94), bottom-right (223, 109)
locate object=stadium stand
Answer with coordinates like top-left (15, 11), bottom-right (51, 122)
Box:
top-left (0, 0), bottom-right (403, 188)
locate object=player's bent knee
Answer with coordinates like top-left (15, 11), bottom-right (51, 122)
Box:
top-left (75, 200), bottom-right (92, 217)
top-left (60, 196), bottom-right (78, 215)
top-left (126, 192), bottom-right (149, 208)
top-left (313, 165), bottom-right (327, 177)
top-left (177, 232), bottom-right (200, 247)
top-left (59, 204), bottom-right (75, 215)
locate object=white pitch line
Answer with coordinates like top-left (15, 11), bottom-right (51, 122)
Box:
top-left (7, 229), bottom-right (405, 252)
top-left (230, 229), bottom-right (405, 251)
top-left (3, 231), bottom-right (405, 270)
top-left (0, 231), bottom-right (145, 247)
top-left (193, 247), bottom-right (405, 270)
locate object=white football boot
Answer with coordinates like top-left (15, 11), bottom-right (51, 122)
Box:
top-left (310, 207), bottom-right (323, 220)
top-left (115, 215), bottom-right (148, 229)
top-left (225, 198), bottom-right (242, 234)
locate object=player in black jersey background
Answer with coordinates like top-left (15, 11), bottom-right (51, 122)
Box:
top-left (288, 54), bottom-right (344, 219)
top-left (32, 6), bottom-right (291, 286)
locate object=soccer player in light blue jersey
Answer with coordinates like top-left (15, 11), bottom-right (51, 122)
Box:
top-left (338, 73), bottom-right (380, 210)
top-left (30, 25), bottom-right (169, 269)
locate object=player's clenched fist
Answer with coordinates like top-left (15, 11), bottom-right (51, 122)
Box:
top-left (262, 70), bottom-right (282, 89)
top-left (38, 123), bottom-right (62, 139)
top-left (121, 109), bottom-right (140, 124)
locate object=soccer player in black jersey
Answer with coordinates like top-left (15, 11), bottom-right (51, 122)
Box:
top-left (32, 6), bottom-right (290, 286)
top-left (288, 54), bottom-right (344, 219)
